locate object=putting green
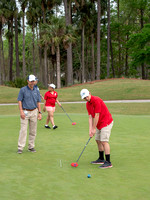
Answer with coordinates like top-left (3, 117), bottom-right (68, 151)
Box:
top-left (0, 113), bottom-right (150, 200)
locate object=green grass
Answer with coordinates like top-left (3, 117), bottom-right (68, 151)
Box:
top-left (0, 78), bottom-right (150, 103)
top-left (1, 78), bottom-right (150, 199)
top-left (1, 102), bottom-right (150, 116)
top-left (0, 112), bottom-right (150, 200)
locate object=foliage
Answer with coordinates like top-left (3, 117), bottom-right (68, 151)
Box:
top-left (4, 77), bottom-right (27, 88)
top-left (1, 0), bottom-right (150, 87)
top-left (127, 24), bottom-right (150, 67)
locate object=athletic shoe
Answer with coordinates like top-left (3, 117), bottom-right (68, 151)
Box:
top-left (91, 158), bottom-right (105, 164)
top-left (45, 125), bottom-right (51, 129)
top-left (28, 148), bottom-right (36, 153)
top-left (53, 125), bottom-right (58, 129)
top-left (17, 149), bottom-right (22, 154)
top-left (99, 161), bottom-right (112, 169)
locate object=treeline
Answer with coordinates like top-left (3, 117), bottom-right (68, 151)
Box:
top-left (0, 0), bottom-right (150, 88)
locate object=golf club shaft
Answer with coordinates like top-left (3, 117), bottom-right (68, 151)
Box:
top-left (61, 106), bottom-right (73, 122)
top-left (76, 137), bottom-right (91, 163)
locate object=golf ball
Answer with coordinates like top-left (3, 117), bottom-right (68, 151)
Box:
top-left (87, 174), bottom-right (91, 178)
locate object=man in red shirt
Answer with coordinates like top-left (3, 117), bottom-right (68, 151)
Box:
top-left (43, 84), bottom-right (61, 129)
top-left (80, 89), bottom-right (113, 168)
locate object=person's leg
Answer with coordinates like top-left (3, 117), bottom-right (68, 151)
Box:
top-left (99, 122), bottom-right (113, 168)
top-left (18, 117), bottom-right (28, 152)
top-left (96, 140), bottom-right (104, 160)
top-left (91, 129), bottom-right (105, 164)
top-left (46, 115), bottom-right (50, 125)
top-left (45, 108), bottom-right (51, 128)
top-left (48, 107), bottom-right (57, 129)
top-left (49, 110), bottom-right (55, 126)
top-left (28, 109), bottom-right (38, 151)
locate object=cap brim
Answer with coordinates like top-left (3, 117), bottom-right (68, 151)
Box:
top-left (81, 95), bottom-right (87, 99)
top-left (29, 79), bottom-right (35, 81)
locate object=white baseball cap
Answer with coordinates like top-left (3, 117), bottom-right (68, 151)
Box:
top-left (28, 74), bottom-right (36, 82)
top-left (80, 89), bottom-right (90, 99)
top-left (48, 83), bottom-right (56, 89)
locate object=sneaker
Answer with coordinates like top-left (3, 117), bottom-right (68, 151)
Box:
top-left (53, 125), bottom-right (58, 129)
top-left (28, 148), bottom-right (36, 153)
top-left (45, 125), bottom-right (51, 129)
top-left (91, 158), bottom-right (105, 164)
top-left (17, 149), bottom-right (22, 154)
top-left (99, 161), bottom-right (112, 169)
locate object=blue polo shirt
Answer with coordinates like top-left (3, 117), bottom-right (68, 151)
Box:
top-left (17, 86), bottom-right (41, 110)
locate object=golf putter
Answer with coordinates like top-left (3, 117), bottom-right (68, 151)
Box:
top-left (71, 137), bottom-right (92, 167)
top-left (61, 106), bottom-right (76, 125)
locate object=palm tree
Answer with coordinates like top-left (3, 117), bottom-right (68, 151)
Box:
top-left (107, 0), bottom-right (110, 78)
top-left (18, 0), bottom-right (28, 78)
top-left (0, 0), bottom-right (7, 84)
top-left (26, 0), bottom-right (40, 75)
top-left (63, 0), bottom-right (73, 86)
top-left (5, 0), bottom-right (16, 81)
top-left (14, 6), bottom-right (20, 77)
top-left (96, 0), bottom-right (101, 80)
top-left (41, 16), bottom-right (76, 88)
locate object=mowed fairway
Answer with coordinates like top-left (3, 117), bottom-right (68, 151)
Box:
top-left (0, 103), bottom-right (150, 200)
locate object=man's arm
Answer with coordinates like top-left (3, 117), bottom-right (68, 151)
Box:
top-left (91, 113), bottom-right (99, 137)
top-left (18, 101), bottom-right (25, 120)
top-left (37, 102), bottom-right (42, 120)
top-left (92, 113), bottom-right (99, 129)
top-left (89, 115), bottom-right (93, 137)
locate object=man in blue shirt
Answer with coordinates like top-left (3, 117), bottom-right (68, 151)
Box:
top-left (17, 74), bottom-right (42, 154)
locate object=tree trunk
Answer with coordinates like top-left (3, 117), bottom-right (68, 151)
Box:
top-left (42, 2), bottom-right (48, 85)
top-left (8, 19), bottom-right (13, 81)
top-left (107, 0), bottom-right (110, 78)
top-left (0, 22), bottom-right (2, 84)
top-left (91, 33), bottom-right (95, 81)
top-left (117, 0), bottom-right (121, 77)
top-left (110, 31), bottom-right (115, 77)
top-left (63, 0), bottom-right (73, 86)
top-left (2, 35), bottom-right (5, 82)
top-left (38, 20), bottom-right (43, 83)
top-left (125, 34), bottom-right (129, 77)
top-left (22, 11), bottom-right (26, 78)
top-left (56, 45), bottom-right (61, 88)
top-left (96, 0), bottom-right (101, 80)
top-left (15, 13), bottom-right (20, 77)
top-left (81, 24), bottom-right (85, 83)
top-left (44, 45), bottom-right (48, 86)
top-left (32, 24), bottom-right (36, 74)
top-left (140, 8), bottom-right (145, 79)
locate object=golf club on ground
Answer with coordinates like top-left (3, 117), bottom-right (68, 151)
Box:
top-left (71, 137), bottom-right (92, 167)
top-left (61, 106), bottom-right (76, 125)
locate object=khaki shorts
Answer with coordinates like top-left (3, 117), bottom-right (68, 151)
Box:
top-left (95, 121), bottom-right (113, 142)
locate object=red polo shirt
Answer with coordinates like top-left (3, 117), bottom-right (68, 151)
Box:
top-left (86, 95), bottom-right (113, 130)
top-left (44, 91), bottom-right (58, 107)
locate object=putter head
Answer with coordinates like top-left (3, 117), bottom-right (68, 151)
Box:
top-left (71, 162), bottom-right (78, 167)
top-left (72, 122), bottom-right (76, 125)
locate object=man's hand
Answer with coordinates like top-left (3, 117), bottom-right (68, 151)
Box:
top-left (89, 128), bottom-right (96, 138)
top-left (20, 111), bottom-right (25, 120)
top-left (38, 113), bottom-right (42, 120)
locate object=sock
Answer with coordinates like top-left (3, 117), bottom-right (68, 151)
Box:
top-left (99, 151), bottom-right (104, 160)
top-left (45, 124), bottom-right (48, 127)
top-left (105, 154), bottom-right (110, 163)
top-left (53, 125), bottom-right (55, 128)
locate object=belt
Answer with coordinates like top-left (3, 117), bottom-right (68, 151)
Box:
top-left (23, 108), bottom-right (36, 111)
